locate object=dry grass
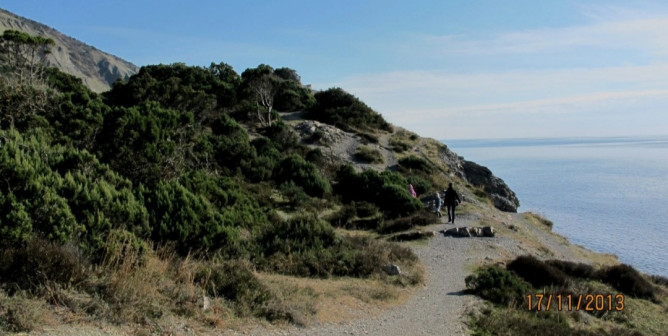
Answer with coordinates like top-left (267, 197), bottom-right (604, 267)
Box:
top-left (258, 272), bottom-right (415, 326)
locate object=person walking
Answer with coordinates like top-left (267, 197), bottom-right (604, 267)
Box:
top-left (443, 183), bottom-right (461, 223)
top-left (434, 192), bottom-right (443, 218)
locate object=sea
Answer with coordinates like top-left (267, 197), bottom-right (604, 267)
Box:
top-left (445, 136), bottom-right (668, 278)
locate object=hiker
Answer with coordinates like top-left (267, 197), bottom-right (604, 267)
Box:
top-left (434, 192), bottom-right (442, 218)
top-left (444, 183), bottom-right (461, 223)
top-left (409, 184), bottom-right (417, 198)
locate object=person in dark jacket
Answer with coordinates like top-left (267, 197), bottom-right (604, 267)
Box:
top-left (443, 183), bottom-right (461, 223)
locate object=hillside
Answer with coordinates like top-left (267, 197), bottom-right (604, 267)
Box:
top-left (0, 8), bottom-right (138, 92)
top-left (1, 24), bottom-right (666, 336)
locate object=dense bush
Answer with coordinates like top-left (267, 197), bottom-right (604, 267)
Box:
top-left (104, 62), bottom-right (238, 115)
top-left (546, 259), bottom-right (596, 279)
top-left (257, 213), bottom-right (348, 277)
top-left (196, 260), bottom-right (272, 316)
top-left (0, 128), bottom-right (149, 252)
top-left (141, 172), bottom-right (268, 255)
top-left (0, 237), bottom-right (88, 291)
top-left (406, 175), bottom-right (431, 196)
top-left (465, 266), bottom-right (531, 306)
top-left (507, 255), bottom-right (570, 288)
top-left (306, 87), bottom-right (391, 133)
top-left (596, 264), bottom-right (660, 301)
top-left (334, 165), bottom-right (422, 219)
top-left (274, 155), bottom-right (331, 197)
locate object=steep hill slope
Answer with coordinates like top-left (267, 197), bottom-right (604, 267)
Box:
top-left (0, 8), bottom-right (138, 92)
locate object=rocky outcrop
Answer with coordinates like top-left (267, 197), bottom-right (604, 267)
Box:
top-left (434, 141), bottom-right (519, 212)
top-left (462, 160), bottom-right (520, 212)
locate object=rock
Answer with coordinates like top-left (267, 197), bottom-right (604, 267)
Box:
top-left (445, 228), bottom-right (459, 236)
top-left (457, 227), bottom-right (471, 237)
top-left (461, 160), bottom-right (520, 212)
top-left (444, 226), bottom-right (495, 238)
top-left (382, 264), bottom-right (401, 276)
top-left (482, 226), bottom-right (495, 237)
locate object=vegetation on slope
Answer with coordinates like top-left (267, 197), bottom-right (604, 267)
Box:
top-left (0, 30), bottom-right (431, 333)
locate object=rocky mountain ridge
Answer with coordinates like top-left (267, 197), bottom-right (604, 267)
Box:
top-left (0, 7), bottom-right (138, 92)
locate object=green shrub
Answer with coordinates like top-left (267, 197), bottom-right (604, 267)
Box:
top-left (354, 201), bottom-right (380, 218)
top-left (279, 181), bottom-right (309, 208)
top-left (389, 138), bottom-right (411, 153)
top-left (0, 237), bottom-right (88, 291)
top-left (306, 87), bottom-right (392, 133)
top-left (507, 255), bottom-right (570, 288)
top-left (377, 211), bottom-right (434, 234)
top-left (406, 175), bottom-right (431, 196)
top-left (465, 266), bottom-right (531, 306)
top-left (196, 260), bottom-right (272, 317)
top-left (354, 146), bottom-right (384, 164)
top-left (546, 260), bottom-right (596, 279)
top-left (398, 156), bottom-right (433, 174)
top-left (141, 173), bottom-right (268, 256)
top-left (275, 155), bottom-right (331, 197)
top-left (334, 166), bottom-right (422, 219)
top-left (596, 264), bottom-right (660, 301)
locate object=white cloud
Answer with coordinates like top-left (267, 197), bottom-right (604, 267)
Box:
top-left (414, 12), bottom-right (668, 56)
top-left (327, 5), bottom-right (668, 139)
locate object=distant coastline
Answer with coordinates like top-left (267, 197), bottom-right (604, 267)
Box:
top-left (444, 134), bottom-right (668, 149)
top-left (445, 136), bottom-right (668, 277)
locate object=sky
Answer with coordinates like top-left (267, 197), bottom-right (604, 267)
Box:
top-left (3, 0), bottom-right (668, 140)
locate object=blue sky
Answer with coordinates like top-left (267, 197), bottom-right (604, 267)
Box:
top-left (3, 1), bottom-right (668, 139)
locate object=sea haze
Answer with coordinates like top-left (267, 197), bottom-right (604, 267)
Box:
top-left (445, 136), bottom-right (668, 277)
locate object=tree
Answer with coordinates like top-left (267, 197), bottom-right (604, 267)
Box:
top-left (0, 30), bottom-right (54, 86)
top-left (241, 64), bottom-right (279, 127)
top-left (274, 67), bottom-right (301, 83)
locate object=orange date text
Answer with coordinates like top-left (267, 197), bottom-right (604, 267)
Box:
top-left (526, 293), bottom-right (625, 312)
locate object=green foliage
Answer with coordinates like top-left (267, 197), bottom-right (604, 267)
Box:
top-left (275, 155), bottom-right (331, 198)
top-left (334, 166), bottom-right (422, 219)
top-left (406, 175), bottom-right (431, 196)
top-left (257, 213), bottom-right (419, 279)
top-left (398, 156), bottom-right (433, 174)
top-left (0, 80), bottom-right (51, 130)
top-left (279, 181), bottom-right (309, 208)
top-left (596, 264), bottom-right (660, 301)
top-left (48, 71), bottom-right (108, 149)
top-left (506, 255), bottom-right (570, 288)
top-left (546, 259), bottom-right (596, 279)
top-left (0, 128), bottom-right (149, 252)
top-left (257, 212), bottom-right (344, 277)
top-left (0, 30), bottom-right (54, 86)
top-left (354, 145), bottom-right (384, 164)
top-left (306, 87), bottom-right (391, 132)
top-left (465, 266), bottom-right (531, 306)
top-left (0, 237), bottom-right (88, 291)
top-left (141, 172), bottom-right (268, 255)
top-left (377, 211), bottom-right (434, 234)
top-left (104, 62), bottom-right (238, 116)
top-left (274, 78), bottom-right (315, 112)
top-left (196, 260), bottom-right (272, 317)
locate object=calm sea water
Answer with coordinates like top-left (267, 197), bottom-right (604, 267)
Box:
top-left (445, 136), bottom-right (668, 277)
